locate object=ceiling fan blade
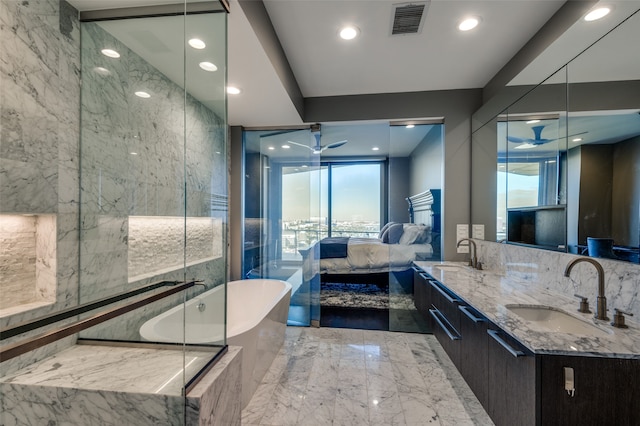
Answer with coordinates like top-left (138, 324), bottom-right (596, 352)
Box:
top-left (323, 140), bottom-right (348, 150)
top-left (286, 140), bottom-right (314, 151)
top-left (507, 135), bottom-right (528, 143)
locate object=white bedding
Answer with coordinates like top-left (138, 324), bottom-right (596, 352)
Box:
top-left (302, 237), bottom-right (433, 280)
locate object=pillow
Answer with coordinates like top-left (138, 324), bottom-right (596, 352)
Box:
top-left (386, 223), bottom-right (405, 244)
top-left (399, 225), bottom-right (432, 245)
top-left (378, 222), bottom-right (396, 239)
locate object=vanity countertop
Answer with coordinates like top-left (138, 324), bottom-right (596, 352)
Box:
top-left (413, 261), bottom-right (640, 359)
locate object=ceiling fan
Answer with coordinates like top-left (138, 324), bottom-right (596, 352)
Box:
top-left (286, 123), bottom-right (348, 155)
top-left (508, 125), bottom-right (587, 149)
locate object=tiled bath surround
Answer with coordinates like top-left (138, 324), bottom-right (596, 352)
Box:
top-left (474, 240), bottom-right (640, 319)
top-left (0, 345), bottom-right (242, 426)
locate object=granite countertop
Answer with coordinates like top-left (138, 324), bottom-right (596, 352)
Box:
top-left (413, 261), bottom-right (640, 359)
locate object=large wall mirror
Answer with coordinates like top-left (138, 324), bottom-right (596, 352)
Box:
top-left (472, 7), bottom-right (640, 263)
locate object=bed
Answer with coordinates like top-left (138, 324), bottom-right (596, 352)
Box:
top-left (300, 189), bottom-right (441, 286)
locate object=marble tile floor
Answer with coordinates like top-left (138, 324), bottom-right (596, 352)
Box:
top-left (242, 327), bottom-right (494, 426)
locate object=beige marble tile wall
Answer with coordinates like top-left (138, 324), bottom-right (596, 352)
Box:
top-left (475, 240), bottom-right (640, 319)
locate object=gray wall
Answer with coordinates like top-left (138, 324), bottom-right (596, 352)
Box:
top-left (578, 144), bottom-right (614, 244)
top-left (409, 126), bottom-right (443, 197)
top-left (388, 157), bottom-right (411, 223)
top-left (470, 119), bottom-right (498, 241)
top-left (612, 136), bottom-right (640, 247)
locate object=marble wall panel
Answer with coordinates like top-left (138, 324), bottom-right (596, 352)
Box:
top-left (475, 240), bottom-right (640, 319)
top-left (79, 20), bottom-right (227, 305)
top-left (0, 0), bottom-right (80, 336)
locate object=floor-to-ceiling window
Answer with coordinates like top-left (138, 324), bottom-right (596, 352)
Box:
top-left (326, 162), bottom-right (384, 238)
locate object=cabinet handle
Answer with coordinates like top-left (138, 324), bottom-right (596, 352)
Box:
top-left (459, 305), bottom-right (487, 323)
top-left (429, 309), bottom-right (461, 341)
top-left (419, 272), bottom-right (431, 281)
top-left (487, 330), bottom-right (524, 357)
top-left (430, 281), bottom-right (461, 304)
top-left (412, 266), bottom-right (421, 273)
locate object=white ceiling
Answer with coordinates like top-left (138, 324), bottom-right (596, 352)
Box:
top-left (262, 0), bottom-right (565, 98)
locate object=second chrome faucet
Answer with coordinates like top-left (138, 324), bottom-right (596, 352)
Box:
top-left (564, 257), bottom-right (608, 321)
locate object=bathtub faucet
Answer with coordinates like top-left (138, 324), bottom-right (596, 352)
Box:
top-left (192, 280), bottom-right (206, 290)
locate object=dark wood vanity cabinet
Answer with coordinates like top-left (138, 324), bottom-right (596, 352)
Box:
top-left (487, 326), bottom-right (536, 426)
top-left (458, 304), bottom-right (490, 409)
top-left (412, 266), bottom-right (639, 426)
top-left (538, 355), bottom-right (640, 425)
top-left (429, 279), bottom-right (462, 368)
top-left (412, 267), bottom-right (432, 329)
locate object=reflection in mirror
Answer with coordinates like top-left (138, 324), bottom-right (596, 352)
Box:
top-left (501, 67), bottom-right (568, 251)
top-left (565, 9), bottom-right (640, 263)
top-left (472, 7), bottom-right (640, 263)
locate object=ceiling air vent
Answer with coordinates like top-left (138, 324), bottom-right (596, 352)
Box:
top-left (391, 2), bottom-right (429, 35)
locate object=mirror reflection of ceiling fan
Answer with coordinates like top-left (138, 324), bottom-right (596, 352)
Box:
top-left (286, 123), bottom-right (348, 154)
top-left (508, 125), bottom-right (587, 149)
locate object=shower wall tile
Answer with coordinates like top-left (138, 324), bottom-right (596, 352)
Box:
top-left (475, 240), bottom-right (640, 319)
top-left (80, 21), bottom-right (227, 309)
top-left (0, 0), bottom-right (80, 352)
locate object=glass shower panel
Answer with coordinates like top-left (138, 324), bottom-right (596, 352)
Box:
top-left (388, 123), bottom-right (443, 333)
top-left (78, 4), bottom-right (228, 402)
top-left (243, 128), bottom-right (320, 327)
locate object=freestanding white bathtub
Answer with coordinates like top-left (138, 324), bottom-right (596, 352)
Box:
top-left (139, 279), bottom-right (292, 408)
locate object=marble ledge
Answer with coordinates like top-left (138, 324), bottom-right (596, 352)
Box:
top-left (413, 261), bottom-right (640, 359)
top-left (0, 344), bottom-right (220, 395)
top-left (0, 345), bottom-right (242, 426)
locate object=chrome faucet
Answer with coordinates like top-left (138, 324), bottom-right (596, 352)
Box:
top-left (564, 257), bottom-right (608, 321)
top-left (457, 238), bottom-right (479, 269)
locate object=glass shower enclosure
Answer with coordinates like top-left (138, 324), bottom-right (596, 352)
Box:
top-left (0, 2), bottom-right (228, 422)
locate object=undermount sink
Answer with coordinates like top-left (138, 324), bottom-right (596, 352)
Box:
top-left (506, 305), bottom-right (612, 337)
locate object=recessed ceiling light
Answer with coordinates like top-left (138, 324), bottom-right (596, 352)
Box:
top-left (282, 144), bottom-right (290, 149)
top-left (227, 86), bottom-right (242, 95)
top-left (526, 119), bottom-right (540, 124)
top-left (584, 7), bottom-right (610, 21)
top-left (302, 165), bottom-right (308, 168)
top-left (372, 147), bottom-right (380, 151)
top-left (572, 138), bottom-right (583, 142)
top-left (101, 48), bottom-right (120, 58)
top-left (406, 124), bottom-right (415, 129)
top-left (268, 146), bottom-right (275, 150)
top-left (339, 26), bottom-right (359, 40)
top-left (94, 67), bottom-right (111, 75)
top-left (130, 152), bottom-right (138, 155)
top-left (134, 91), bottom-right (151, 98)
top-left (458, 17), bottom-right (480, 32)
top-left (199, 62), bottom-right (218, 72)
top-left (188, 38), bottom-right (206, 49)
